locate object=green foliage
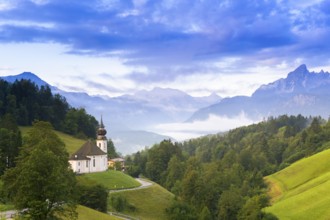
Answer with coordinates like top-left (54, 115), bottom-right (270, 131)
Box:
top-left (1, 121), bottom-right (77, 220)
top-left (126, 151), bottom-right (147, 178)
top-left (0, 79), bottom-right (97, 139)
top-left (145, 139), bottom-right (182, 183)
top-left (0, 114), bottom-right (22, 175)
top-left (199, 206), bottom-right (212, 220)
top-left (109, 195), bottom-right (136, 212)
top-left (129, 115), bottom-right (330, 219)
top-left (77, 184), bottom-right (108, 212)
top-left (217, 187), bottom-right (243, 220)
top-left (63, 108), bottom-right (98, 139)
top-left (166, 200), bottom-right (197, 220)
top-left (107, 139), bottom-right (118, 159)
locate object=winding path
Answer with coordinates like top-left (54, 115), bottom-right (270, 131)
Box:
top-left (1, 178), bottom-right (153, 220)
top-left (109, 178), bottom-right (153, 194)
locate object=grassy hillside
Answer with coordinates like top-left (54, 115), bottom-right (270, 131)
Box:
top-left (264, 148), bottom-right (330, 219)
top-left (109, 184), bottom-right (174, 220)
top-left (75, 205), bottom-right (120, 220)
top-left (77, 170), bottom-right (141, 190)
top-left (20, 126), bottom-right (86, 155)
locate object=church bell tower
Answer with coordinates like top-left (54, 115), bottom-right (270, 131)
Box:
top-left (96, 117), bottom-right (107, 153)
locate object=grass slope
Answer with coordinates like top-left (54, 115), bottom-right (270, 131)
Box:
top-left (109, 184), bottom-right (174, 220)
top-left (265, 148), bottom-right (330, 220)
top-left (77, 170), bottom-right (141, 190)
top-left (75, 205), bottom-right (120, 220)
top-left (20, 126), bottom-right (85, 154)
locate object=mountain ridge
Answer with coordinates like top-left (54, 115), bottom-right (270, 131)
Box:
top-left (0, 72), bottom-right (220, 154)
top-left (188, 64), bottom-right (330, 122)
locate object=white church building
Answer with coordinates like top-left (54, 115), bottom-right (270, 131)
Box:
top-left (69, 118), bottom-right (108, 173)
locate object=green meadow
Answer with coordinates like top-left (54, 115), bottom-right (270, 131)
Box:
top-left (265, 148), bottom-right (330, 220)
top-left (109, 183), bottom-right (174, 220)
top-left (77, 170), bottom-right (141, 190)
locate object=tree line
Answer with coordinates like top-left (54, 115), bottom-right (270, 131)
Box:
top-left (126, 115), bottom-right (330, 219)
top-left (0, 79), bottom-right (98, 139)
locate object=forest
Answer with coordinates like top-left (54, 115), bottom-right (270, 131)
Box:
top-left (0, 79), bottom-right (98, 139)
top-left (126, 115), bottom-right (330, 219)
top-left (0, 79), bottom-right (99, 175)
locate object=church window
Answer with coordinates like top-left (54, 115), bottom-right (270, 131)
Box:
top-left (78, 162), bottom-right (80, 166)
top-left (93, 159), bottom-right (95, 167)
top-left (86, 161), bottom-right (88, 167)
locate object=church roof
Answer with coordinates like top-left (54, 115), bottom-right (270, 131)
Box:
top-left (69, 140), bottom-right (107, 160)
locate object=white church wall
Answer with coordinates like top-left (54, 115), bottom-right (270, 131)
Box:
top-left (87, 155), bottom-right (107, 172)
top-left (69, 159), bottom-right (91, 174)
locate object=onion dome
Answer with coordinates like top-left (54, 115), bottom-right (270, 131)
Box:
top-left (97, 117), bottom-right (107, 136)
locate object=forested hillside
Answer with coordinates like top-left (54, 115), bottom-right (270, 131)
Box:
top-left (0, 79), bottom-right (98, 139)
top-left (0, 78), bottom-right (99, 177)
top-left (127, 115), bottom-right (330, 219)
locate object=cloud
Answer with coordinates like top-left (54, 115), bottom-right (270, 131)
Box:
top-left (1, 0), bottom-right (330, 95)
top-left (154, 112), bottom-right (259, 141)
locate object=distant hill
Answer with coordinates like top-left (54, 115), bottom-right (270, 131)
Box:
top-left (188, 64), bottom-right (330, 122)
top-left (265, 146), bottom-right (330, 219)
top-left (1, 72), bottom-right (220, 154)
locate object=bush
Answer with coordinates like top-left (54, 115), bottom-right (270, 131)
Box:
top-left (109, 195), bottom-right (136, 212)
top-left (77, 184), bottom-right (108, 212)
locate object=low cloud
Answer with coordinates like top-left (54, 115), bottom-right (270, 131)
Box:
top-left (154, 112), bottom-right (259, 141)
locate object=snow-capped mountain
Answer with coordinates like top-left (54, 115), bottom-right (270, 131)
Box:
top-left (188, 64), bottom-right (330, 122)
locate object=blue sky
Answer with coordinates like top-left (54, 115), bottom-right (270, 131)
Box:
top-left (1, 0), bottom-right (330, 97)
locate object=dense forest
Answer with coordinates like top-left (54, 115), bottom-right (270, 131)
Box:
top-left (126, 115), bottom-right (330, 219)
top-left (0, 79), bottom-right (98, 139)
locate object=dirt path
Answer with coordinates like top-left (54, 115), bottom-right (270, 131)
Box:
top-left (109, 178), bottom-right (153, 194)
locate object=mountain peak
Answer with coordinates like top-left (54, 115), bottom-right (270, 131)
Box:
top-left (287, 64), bottom-right (309, 80)
top-left (1, 72), bottom-right (49, 87)
top-left (295, 64), bottom-right (307, 72)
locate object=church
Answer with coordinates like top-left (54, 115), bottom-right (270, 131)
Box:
top-left (69, 118), bottom-right (108, 173)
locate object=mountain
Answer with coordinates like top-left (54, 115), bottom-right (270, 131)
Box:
top-left (1, 72), bottom-right (49, 87)
top-left (188, 64), bottom-right (330, 122)
top-left (0, 72), bottom-right (221, 154)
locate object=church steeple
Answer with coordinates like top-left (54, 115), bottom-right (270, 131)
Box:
top-left (97, 116), bottom-right (107, 139)
top-left (96, 116), bottom-right (107, 153)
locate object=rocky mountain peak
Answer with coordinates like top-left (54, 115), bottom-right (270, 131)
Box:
top-left (287, 64), bottom-right (309, 81)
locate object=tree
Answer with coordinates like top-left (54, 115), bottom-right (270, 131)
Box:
top-left (77, 184), bottom-right (108, 212)
top-left (199, 206), bottom-right (212, 220)
top-left (107, 139), bottom-right (118, 159)
top-left (0, 114), bottom-right (21, 175)
top-left (217, 188), bottom-right (243, 220)
top-left (2, 121), bottom-right (77, 220)
top-left (166, 200), bottom-right (197, 220)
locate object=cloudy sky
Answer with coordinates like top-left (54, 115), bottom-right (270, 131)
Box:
top-left (1, 0), bottom-right (330, 98)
